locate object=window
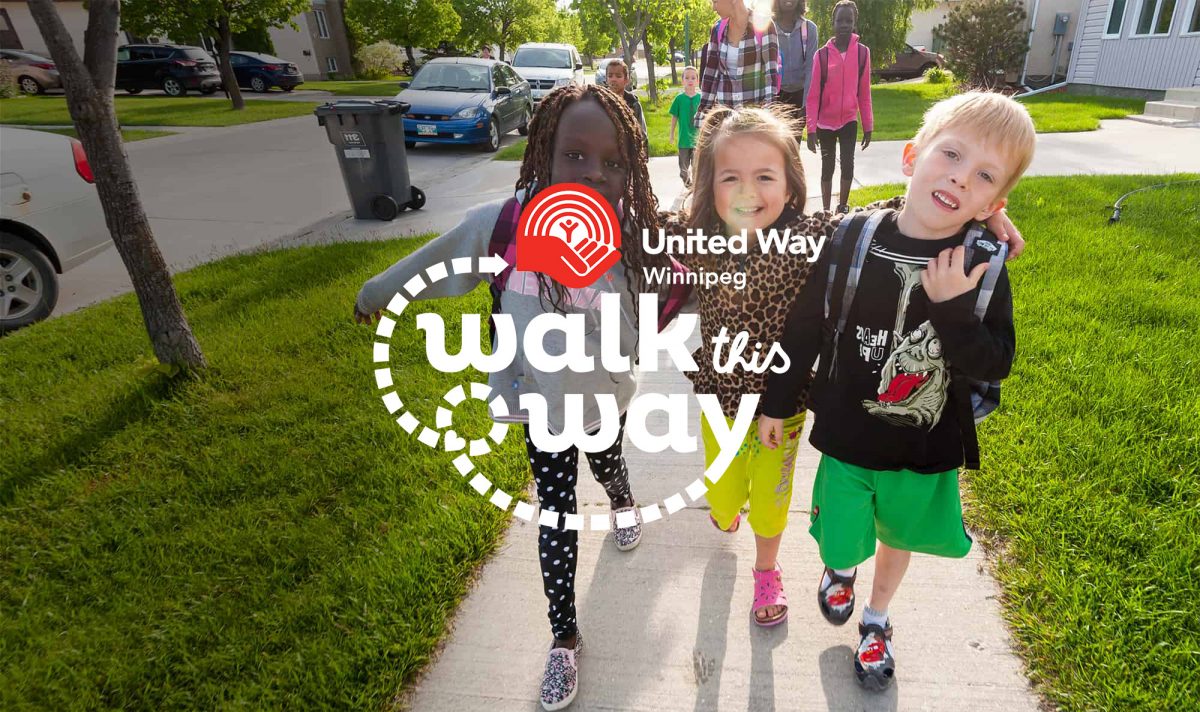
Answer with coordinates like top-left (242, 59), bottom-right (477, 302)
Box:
top-left (1133, 0), bottom-right (1178, 35)
top-left (314, 9), bottom-right (330, 39)
top-left (492, 66), bottom-right (505, 88)
top-left (229, 54), bottom-right (246, 66)
top-left (116, 47), bottom-right (131, 61)
top-left (1104, 0), bottom-right (1128, 36)
top-left (1184, 0), bottom-right (1200, 32)
top-left (326, 56), bottom-right (338, 72)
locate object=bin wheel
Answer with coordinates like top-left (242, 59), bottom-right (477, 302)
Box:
top-left (371, 195), bottom-right (401, 221)
top-left (405, 141), bottom-right (416, 149)
top-left (409, 187), bottom-right (426, 211)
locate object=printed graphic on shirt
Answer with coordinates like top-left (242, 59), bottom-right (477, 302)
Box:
top-left (860, 253), bottom-right (950, 430)
top-left (855, 326), bottom-right (889, 363)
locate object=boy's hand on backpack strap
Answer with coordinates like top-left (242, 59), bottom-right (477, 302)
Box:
top-left (860, 131), bottom-right (872, 150)
top-left (984, 209), bottom-right (1024, 260)
top-left (758, 416), bottom-right (785, 450)
top-left (922, 246), bottom-right (989, 304)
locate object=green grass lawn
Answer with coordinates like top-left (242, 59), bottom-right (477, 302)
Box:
top-left (0, 239), bottom-right (527, 708)
top-left (36, 127), bottom-right (175, 142)
top-left (304, 76), bottom-right (410, 96)
top-left (856, 175), bottom-right (1198, 712)
top-left (0, 95), bottom-right (320, 127)
top-left (2, 175), bottom-right (1197, 709)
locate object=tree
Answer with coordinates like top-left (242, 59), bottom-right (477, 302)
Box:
top-left (574, 0), bottom-right (618, 63)
top-left (357, 41), bottom-right (406, 79)
top-left (644, 0), bottom-right (685, 102)
top-left (347, 0), bottom-right (460, 69)
top-left (26, 0), bottom-right (206, 369)
top-left (575, 0), bottom-right (671, 71)
top-left (935, 0), bottom-right (1027, 89)
top-left (808, 0), bottom-right (935, 67)
top-left (453, 0), bottom-right (558, 61)
top-left (121, 0), bottom-right (310, 110)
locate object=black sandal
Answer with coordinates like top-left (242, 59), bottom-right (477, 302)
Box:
top-left (854, 621), bottom-right (895, 691)
top-left (817, 567), bottom-right (857, 625)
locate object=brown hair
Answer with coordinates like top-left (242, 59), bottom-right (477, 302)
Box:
top-left (683, 104), bottom-right (808, 233)
top-left (604, 58), bottom-right (630, 79)
top-left (515, 84), bottom-right (669, 315)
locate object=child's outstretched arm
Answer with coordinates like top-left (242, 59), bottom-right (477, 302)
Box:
top-left (354, 201), bottom-right (505, 323)
top-left (759, 257), bottom-right (829, 448)
top-left (922, 246), bottom-right (1015, 382)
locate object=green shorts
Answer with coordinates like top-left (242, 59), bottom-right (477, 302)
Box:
top-left (809, 454), bottom-right (973, 569)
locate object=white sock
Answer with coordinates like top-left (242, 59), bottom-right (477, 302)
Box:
top-left (863, 604), bottom-right (888, 628)
top-left (820, 567), bottom-right (855, 591)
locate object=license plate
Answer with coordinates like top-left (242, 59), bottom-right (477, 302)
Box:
top-left (417, 124), bottom-right (437, 136)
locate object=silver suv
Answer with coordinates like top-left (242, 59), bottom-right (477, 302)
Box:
top-left (510, 43), bottom-right (584, 104)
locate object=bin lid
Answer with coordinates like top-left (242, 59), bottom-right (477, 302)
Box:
top-left (314, 99), bottom-right (410, 117)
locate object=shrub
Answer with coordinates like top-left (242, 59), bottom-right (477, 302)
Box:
top-left (0, 61), bottom-right (18, 99)
top-left (924, 66), bottom-right (951, 84)
top-left (356, 41), bottom-right (405, 81)
top-left (935, 0), bottom-right (1027, 89)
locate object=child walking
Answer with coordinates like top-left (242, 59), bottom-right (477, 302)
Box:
top-left (759, 92), bottom-right (1037, 688)
top-left (773, 0), bottom-right (818, 135)
top-left (355, 85), bottom-right (685, 711)
top-left (694, 0), bottom-right (780, 128)
top-left (805, 0), bottom-right (873, 212)
top-left (668, 66), bottom-right (701, 186)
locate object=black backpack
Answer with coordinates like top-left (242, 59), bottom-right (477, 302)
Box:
top-left (822, 209), bottom-right (1008, 468)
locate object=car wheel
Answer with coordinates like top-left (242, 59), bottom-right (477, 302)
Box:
top-left (919, 63), bottom-right (937, 77)
top-left (409, 186), bottom-right (426, 211)
top-left (250, 75), bottom-right (268, 93)
top-left (517, 106), bottom-right (533, 136)
top-left (282, 86), bottom-right (295, 92)
top-left (371, 194), bottom-right (401, 221)
top-left (481, 118), bottom-right (500, 153)
top-left (162, 77), bottom-right (185, 96)
top-left (0, 233), bottom-right (59, 334)
top-left (200, 86), bottom-right (218, 95)
top-left (126, 87), bottom-right (143, 95)
top-left (405, 141), bottom-right (416, 149)
top-left (17, 75), bottom-right (43, 95)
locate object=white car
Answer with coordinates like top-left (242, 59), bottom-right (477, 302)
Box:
top-left (1, 127), bottom-right (111, 333)
top-left (510, 43), bottom-right (584, 104)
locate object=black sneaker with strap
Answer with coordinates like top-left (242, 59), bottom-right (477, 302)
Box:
top-left (854, 621), bottom-right (896, 691)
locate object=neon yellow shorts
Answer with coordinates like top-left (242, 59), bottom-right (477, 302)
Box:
top-left (701, 411), bottom-right (807, 538)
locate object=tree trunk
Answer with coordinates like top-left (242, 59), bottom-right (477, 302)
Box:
top-left (669, 38), bottom-right (677, 85)
top-left (643, 31), bottom-right (657, 104)
top-left (27, 0), bottom-right (206, 370)
top-left (405, 45), bottom-right (416, 71)
top-left (216, 15), bottom-right (244, 110)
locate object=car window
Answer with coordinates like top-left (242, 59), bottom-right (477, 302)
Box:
top-left (152, 47), bottom-right (175, 60)
top-left (492, 66), bottom-right (505, 88)
top-left (176, 48), bottom-right (212, 60)
top-left (512, 48), bottom-right (572, 69)
top-left (410, 63), bottom-right (492, 92)
top-left (229, 54), bottom-right (246, 66)
top-left (502, 65), bottom-right (522, 86)
top-left (132, 47), bottom-right (157, 61)
top-left (116, 47), bottom-right (131, 62)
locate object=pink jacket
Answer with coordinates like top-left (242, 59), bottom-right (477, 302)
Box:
top-left (805, 33), bottom-right (873, 133)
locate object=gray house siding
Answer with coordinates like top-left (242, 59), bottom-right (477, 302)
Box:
top-left (1069, 0), bottom-right (1200, 90)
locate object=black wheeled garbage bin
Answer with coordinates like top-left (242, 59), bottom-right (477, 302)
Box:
top-left (315, 100), bottom-right (425, 221)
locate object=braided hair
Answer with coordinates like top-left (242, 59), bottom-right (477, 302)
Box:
top-left (515, 84), bottom-right (670, 318)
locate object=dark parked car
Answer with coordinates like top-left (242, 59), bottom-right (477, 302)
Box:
top-left (873, 44), bottom-right (944, 81)
top-left (398, 57), bottom-right (533, 152)
top-left (228, 51), bottom-right (304, 92)
top-left (115, 44), bottom-right (221, 96)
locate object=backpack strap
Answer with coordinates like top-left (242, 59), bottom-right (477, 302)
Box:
top-left (822, 209), bottom-right (891, 380)
top-left (817, 46), bottom-right (828, 122)
top-left (857, 44), bottom-right (867, 92)
top-left (961, 224), bottom-right (1008, 321)
top-left (487, 197), bottom-right (522, 346)
top-left (657, 257), bottom-right (693, 332)
top-left (955, 223), bottom-right (1007, 470)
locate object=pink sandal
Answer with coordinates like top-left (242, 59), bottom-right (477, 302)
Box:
top-left (709, 512), bottom-right (740, 533)
top-left (751, 563), bottom-right (788, 627)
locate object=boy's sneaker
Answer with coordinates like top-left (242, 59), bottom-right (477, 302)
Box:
top-left (541, 633), bottom-right (583, 711)
top-left (854, 622), bottom-right (896, 691)
top-left (817, 567), bottom-right (857, 625)
top-left (610, 505), bottom-right (642, 551)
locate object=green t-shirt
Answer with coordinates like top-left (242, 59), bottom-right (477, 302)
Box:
top-left (670, 91), bottom-right (702, 149)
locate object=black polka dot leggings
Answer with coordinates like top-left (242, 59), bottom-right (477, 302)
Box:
top-left (524, 415), bottom-right (632, 641)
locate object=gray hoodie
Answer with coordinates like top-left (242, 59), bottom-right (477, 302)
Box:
top-left (358, 197), bottom-right (673, 436)
top-left (777, 16), bottom-right (818, 95)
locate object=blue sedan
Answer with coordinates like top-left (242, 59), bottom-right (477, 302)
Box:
top-left (399, 57), bottom-right (533, 152)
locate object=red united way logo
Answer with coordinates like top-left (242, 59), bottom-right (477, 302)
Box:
top-left (516, 183), bottom-right (622, 288)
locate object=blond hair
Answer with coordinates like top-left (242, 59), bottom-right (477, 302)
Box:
top-left (912, 91), bottom-right (1036, 197)
top-left (685, 105), bottom-right (807, 232)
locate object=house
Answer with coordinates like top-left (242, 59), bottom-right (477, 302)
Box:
top-left (1066, 0), bottom-right (1200, 96)
top-left (0, 0), bottom-right (353, 81)
top-left (906, 0), bottom-right (1085, 85)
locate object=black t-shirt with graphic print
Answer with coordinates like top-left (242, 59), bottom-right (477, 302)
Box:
top-left (763, 212), bottom-right (1015, 473)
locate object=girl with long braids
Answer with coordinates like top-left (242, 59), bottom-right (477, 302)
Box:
top-left (354, 84), bottom-right (687, 711)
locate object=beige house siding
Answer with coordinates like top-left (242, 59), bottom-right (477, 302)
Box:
top-left (0, 1), bottom-right (89, 55)
top-left (1069, 0), bottom-right (1200, 90)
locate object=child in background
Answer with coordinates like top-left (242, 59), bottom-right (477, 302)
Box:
top-left (605, 59), bottom-right (648, 149)
top-left (356, 85), bottom-right (685, 711)
top-left (805, 0), bottom-right (872, 212)
top-left (760, 92), bottom-right (1037, 689)
top-left (773, 0), bottom-right (818, 135)
top-left (669, 66), bottom-right (702, 186)
top-left (694, 0), bottom-right (780, 128)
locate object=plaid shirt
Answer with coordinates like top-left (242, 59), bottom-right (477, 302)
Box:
top-left (694, 18), bottom-right (780, 129)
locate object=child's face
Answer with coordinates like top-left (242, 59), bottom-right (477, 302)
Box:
top-left (606, 64), bottom-right (628, 93)
top-left (902, 129), bottom-right (1010, 236)
top-left (682, 69), bottom-right (698, 91)
top-left (713, 133), bottom-right (791, 233)
top-left (551, 98), bottom-right (628, 211)
top-left (833, 7), bottom-right (855, 41)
